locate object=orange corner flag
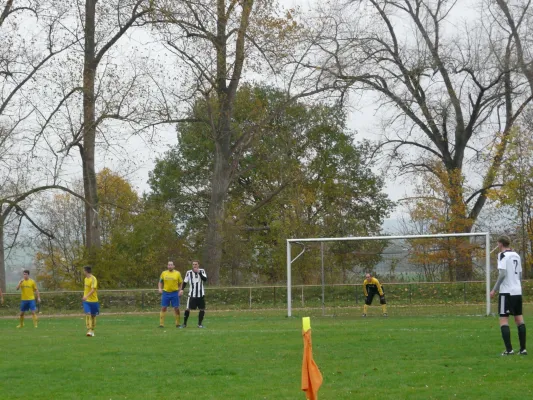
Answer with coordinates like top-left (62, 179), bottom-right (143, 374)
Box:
top-left (301, 317), bottom-right (323, 400)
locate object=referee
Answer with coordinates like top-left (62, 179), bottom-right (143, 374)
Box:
top-left (181, 261), bottom-right (207, 328)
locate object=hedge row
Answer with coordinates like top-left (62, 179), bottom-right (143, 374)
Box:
top-left (0, 281), bottom-right (531, 316)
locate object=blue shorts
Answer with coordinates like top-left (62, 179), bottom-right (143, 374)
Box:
top-left (161, 291), bottom-right (180, 308)
top-left (83, 301), bottom-right (100, 315)
top-left (20, 300), bottom-right (36, 312)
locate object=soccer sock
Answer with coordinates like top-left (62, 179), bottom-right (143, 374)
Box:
top-left (518, 324), bottom-right (526, 351)
top-left (91, 316), bottom-right (96, 330)
top-left (32, 314), bottom-right (38, 327)
top-left (159, 311), bottom-right (166, 326)
top-left (501, 325), bottom-right (513, 351)
top-left (174, 311), bottom-right (180, 326)
top-left (184, 310), bottom-right (190, 325)
top-left (363, 305), bottom-right (368, 314)
top-left (85, 315), bottom-right (91, 329)
top-left (382, 304), bottom-right (387, 314)
top-left (19, 315), bottom-right (24, 326)
top-left (199, 310), bottom-right (205, 325)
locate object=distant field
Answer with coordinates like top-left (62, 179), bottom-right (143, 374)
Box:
top-left (0, 310), bottom-right (531, 399)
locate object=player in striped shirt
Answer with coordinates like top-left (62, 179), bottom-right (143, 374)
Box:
top-left (490, 236), bottom-right (527, 355)
top-left (180, 261), bottom-right (207, 328)
top-left (16, 270), bottom-right (41, 328)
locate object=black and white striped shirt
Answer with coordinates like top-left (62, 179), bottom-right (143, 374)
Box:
top-left (184, 269), bottom-right (207, 297)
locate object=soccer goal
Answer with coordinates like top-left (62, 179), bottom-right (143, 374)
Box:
top-left (286, 232), bottom-right (493, 317)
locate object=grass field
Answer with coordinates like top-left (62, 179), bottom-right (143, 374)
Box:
top-left (0, 310), bottom-right (531, 400)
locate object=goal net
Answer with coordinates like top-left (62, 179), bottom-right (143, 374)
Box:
top-left (286, 233), bottom-right (493, 317)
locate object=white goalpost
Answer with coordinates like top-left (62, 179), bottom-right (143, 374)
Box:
top-left (286, 232), bottom-right (492, 317)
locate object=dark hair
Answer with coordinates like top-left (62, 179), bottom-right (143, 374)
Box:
top-left (497, 235), bottom-right (511, 247)
top-left (83, 266), bottom-right (92, 273)
top-left (192, 260), bottom-right (200, 264)
top-left (23, 269), bottom-right (30, 275)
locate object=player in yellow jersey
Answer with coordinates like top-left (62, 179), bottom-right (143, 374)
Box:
top-left (158, 260), bottom-right (183, 328)
top-left (362, 273), bottom-right (387, 317)
top-left (16, 270), bottom-right (41, 328)
top-left (82, 266), bottom-right (99, 337)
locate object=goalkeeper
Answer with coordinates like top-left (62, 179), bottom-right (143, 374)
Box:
top-left (362, 273), bottom-right (387, 317)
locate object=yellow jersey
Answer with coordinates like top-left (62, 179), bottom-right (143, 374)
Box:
top-left (363, 277), bottom-right (384, 296)
top-left (84, 275), bottom-right (99, 302)
top-left (160, 270), bottom-right (183, 292)
top-left (20, 279), bottom-right (37, 300)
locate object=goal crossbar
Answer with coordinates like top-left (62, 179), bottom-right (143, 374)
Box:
top-left (286, 232), bottom-right (491, 317)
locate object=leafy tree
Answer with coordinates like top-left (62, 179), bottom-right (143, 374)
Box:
top-left (36, 169), bottom-right (185, 289)
top-left (150, 85), bottom-right (393, 284)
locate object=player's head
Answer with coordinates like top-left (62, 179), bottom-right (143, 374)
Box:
top-left (83, 266), bottom-right (92, 277)
top-left (192, 260), bottom-right (199, 272)
top-left (365, 273), bottom-right (372, 282)
top-left (167, 260), bottom-right (175, 270)
top-left (497, 235), bottom-right (511, 251)
top-left (23, 270), bottom-right (30, 279)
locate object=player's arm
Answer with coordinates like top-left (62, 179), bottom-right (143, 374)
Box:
top-left (82, 287), bottom-right (95, 301)
top-left (178, 274), bottom-right (184, 294)
top-left (34, 286), bottom-right (41, 303)
top-left (158, 273), bottom-right (164, 294)
top-left (490, 269), bottom-right (507, 297)
top-left (199, 269), bottom-right (207, 282)
top-left (376, 280), bottom-right (384, 296)
top-left (363, 281), bottom-right (368, 297)
top-left (83, 278), bottom-right (97, 301)
top-left (16, 279), bottom-right (23, 290)
top-left (182, 271), bottom-right (190, 291)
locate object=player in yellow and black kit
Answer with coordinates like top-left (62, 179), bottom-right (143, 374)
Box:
top-left (362, 273), bottom-right (387, 317)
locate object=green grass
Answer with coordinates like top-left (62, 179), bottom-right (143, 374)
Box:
top-left (0, 311), bottom-right (531, 399)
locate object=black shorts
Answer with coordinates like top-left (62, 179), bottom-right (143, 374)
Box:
top-left (498, 294), bottom-right (523, 317)
top-left (186, 296), bottom-right (206, 310)
top-left (365, 292), bottom-right (386, 305)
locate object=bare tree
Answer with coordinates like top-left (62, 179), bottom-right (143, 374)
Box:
top-left (493, 0), bottom-right (533, 95)
top-left (0, 1), bottom-right (78, 291)
top-left (309, 0), bottom-right (531, 278)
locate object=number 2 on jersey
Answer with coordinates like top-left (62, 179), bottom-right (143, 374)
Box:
top-left (513, 259), bottom-right (518, 274)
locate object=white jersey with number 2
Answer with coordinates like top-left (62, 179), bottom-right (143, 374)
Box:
top-left (498, 250), bottom-right (522, 295)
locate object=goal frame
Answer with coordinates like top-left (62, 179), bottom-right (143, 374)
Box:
top-left (286, 232), bottom-right (491, 317)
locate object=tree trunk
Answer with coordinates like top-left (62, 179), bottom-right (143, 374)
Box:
top-left (82, 0), bottom-right (101, 260)
top-left (0, 214), bottom-right (5, 292)
top-left (202, 140), bottom-right (232, 284)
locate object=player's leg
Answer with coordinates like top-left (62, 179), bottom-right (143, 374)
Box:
top-left (160, 292), bottom-right (169, 327)
top-left (183, 297), bottom-right (191, 327)
top-left (174, 306), bottom-right (181, 327)
top-left (29, 300), bottom-right (38, 327)
top-left (89, 302), bottom-right (99, 336)
top-left (83, 301), bottom-right (92, 336)
top-left (31, 311), bottom-right (38, 327)
top-left (512, 296), bottom-right (526, 354)
top-left (17, 310), bottom-right (25, 328)
top-left (198, 297), bottom-right (206, 327)
top-left (380, 295), bottom-right (387, 316)
top-left (17, 301), bottom-right (29, 327)
top-left (170, 292), bottom-right (180, 327)
top-left (363, 293), bottom-right (374, 316)
top-left (499, 294), bottom-right (513, 355)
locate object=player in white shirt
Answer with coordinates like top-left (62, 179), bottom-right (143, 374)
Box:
top-left (490, 236), bottom-right (527, 356)
top-left (180, 261), bottom-right (207, 328)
